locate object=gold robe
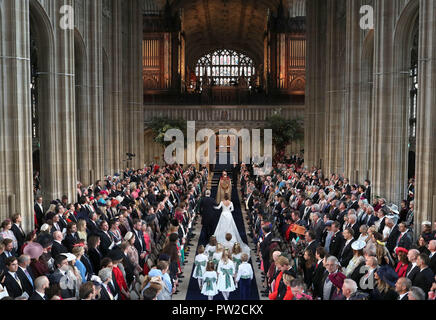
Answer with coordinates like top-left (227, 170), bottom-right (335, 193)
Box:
top-left (217, 176), bottom-right (232, 203)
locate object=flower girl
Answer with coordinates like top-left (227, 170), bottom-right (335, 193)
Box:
top-left (212, 243), bottom-right (224, 268)
top-left (193, 245), bottom-right (208, 290)
top-left (205, 235), bottom-right (217, 260)
top-left (201, 261), bottom-right (218, 300)
top-left (216, 249), bottom-right (236, 300)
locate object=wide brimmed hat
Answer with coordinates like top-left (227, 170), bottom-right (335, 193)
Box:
top-left (376, 265), bottom-right (398, 287)
top-left (351, 240), bottom-right (366, 251)
top-left (328, 272), bottom-right (346, 289)
top-left (23, 242), bottom-right (44, 260)
top-left (387, 204), bottom-right (399, 214)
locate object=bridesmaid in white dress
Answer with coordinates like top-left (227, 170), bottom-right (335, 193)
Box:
top-left (201, 261), bottom-right (219, 300)
top-left (216, 249), bottom-right (236, 300)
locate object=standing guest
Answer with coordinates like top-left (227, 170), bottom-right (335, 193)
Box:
top-left (408, 286), bottom-right (426, 300)
top-left (123, 232), bottom-right (142, 275)
top-left (51, 231), bottom-right (68, 259)
top-left (79, 281), bottom-right (96, 300)
top-left (342, 279), bottom-right (368, 300)
top-left (329, 221), bottom-right (344, 259)
top-left (405, 249), bottom-right (420, 282)
top-left (269, 256), bottom-right (295, 300)
top-left (320, 256), bottom-right (344, 300)
top-left (301, 249), bottom-right (316, 290)
top-left (395, 277), bottom-right (412, 300)
top-left (345, 240), bottom-right (366, 282)
top-left (1, 239), bottom-right (16, 260)
top-left (281, 272), bottom-right (295, 300)
top-left (29, 276), bottom-right (49, 300)
top-left (98, 267), bottom-right (115, 300)
top-left (370, 265), bottom-right (399, 300)
top-left (10, 214), bottom-right (26, 253)
top-left (312, 247), bottom-right (326, 298)
top-left (162, 233), bottom-right (181, 283)
top-left (412, 253), bottom-right (434, 299)
top-left (72, 246), bottom-right (88, 283)
top-left (16, 255), bottom-right (34, 296)
top-left (108, 248), bottom-right (130, 300)
top-left (76, 220), bottom-right (88, 244)
top-left (417, 236), bottom-right (430, 256)
top-left (235, 253), bottom-right (253, 300)
top-left (395, 247), bottom-right (409, 278)
top-left (24, 242), bottom-right (48, 278)
top-left (357, 225), bottom-right (369, 242)
top-left (87, 235), bottom-right (103, 274)
top-left (201, 261), bottom-right (218, 300)
top-left (428, 240), bottom-right (436, 274)
top-left (339, 228), bottom-right (355, 268)
top-left (0, 220), bottom-right (18, 250)
top-left (193, 245), bottom-right (208, 290)
top-left (34, 196), bottom-right (45, 231)
top-left (62, 222), bottom-right (80, 252)
top-left (290, 278), bottom-right (313, 300)
top-left (3, 257), bottom-right (23, 298)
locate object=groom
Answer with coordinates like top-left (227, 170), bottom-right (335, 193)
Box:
top-left (199, 190), bottom-right (221, 245)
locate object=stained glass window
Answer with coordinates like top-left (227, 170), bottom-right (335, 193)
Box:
top-left (195, 49), bottom-right (255, 86)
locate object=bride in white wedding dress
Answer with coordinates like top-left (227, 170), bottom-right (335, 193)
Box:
top-left (213, 194), bottom-right (251, 255)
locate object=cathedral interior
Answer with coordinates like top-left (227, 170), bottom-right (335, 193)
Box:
top-left (0, 0), bottom-right (435, 233)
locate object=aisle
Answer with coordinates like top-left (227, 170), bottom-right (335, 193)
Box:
top-left (185, 169), bottom-right (260, 300)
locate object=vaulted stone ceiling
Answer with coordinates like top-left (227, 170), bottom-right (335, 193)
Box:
top-left (165, 0), bottom-right (286, 68)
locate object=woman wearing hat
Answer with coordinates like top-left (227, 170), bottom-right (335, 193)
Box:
top-left (124, 232), bottom-right (143, 275)
top-left (345, 240), bottom-right (366, 279)
top-left (370, 265), bottom-right (399, 300)
top-left (394, 247), bottom-right (409, 277)
top-left (25, 241), bottom-right (50, 278)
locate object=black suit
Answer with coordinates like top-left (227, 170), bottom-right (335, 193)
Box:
top-left (386, 225), bottom-right (400, 253)
top-left (310, 220), bottom-right (325, 243)
top-left (29, 291), bottom-right (47, 300)
top-left (88, 248), bottom-right (103, 273)
top-left (11, 224), bottom-right (26, 252)
top-left (199, 196), bottom-right (218, 244)
top-left (395, 231), bottom-right (412, 250)
top-left (4, 272), bottom-right (24, 298)
top-left (412, 267), bottom-right (434, 298)
top-left (339, 239), bottom-right (355, 268)
top-left (62, 233), bottom-right (80, 252)
top-left (405, 264), bottom-right (420, 283)
top-left (34, 203), bottom-right (44, 229)
top-left (98, 231), bottom-right (114, 257)
top-left (312, 261), bottom-right (326, 298)
top-left (305, 240), bottom-right (319, 256)
top-left (51, 241), bottom-right (68, 259)
top-left (260, 233), bottom-right (273, 274)
top-left (430, 253), bottom-right (436, 274)
top-left (16, 267), bottom-right (34, 296)
top-left (329, 231), bottom-right (345, 259)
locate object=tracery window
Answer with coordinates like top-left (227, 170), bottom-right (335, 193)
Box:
top-left (409, 24), bottom-right (418, 150)
top-left (195, 49), bottom-right (255, 87)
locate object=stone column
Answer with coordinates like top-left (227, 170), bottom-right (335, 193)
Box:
top-left (51, 0), bottom-right (77, 204)
top-left (112, 0), bottom-right (123, 173)
top-left (344, 0), bottom-right (374, 184)
top-left (324, 0), bottom-right (347, 176)
top-left (415, 0), bottom-right (436, 230)
top-left (87, 0), bottom-right (104, 182)
top-left (304, 0), bottom-right (327, 169)
top-left (371, 0), bottom-right (408, 205)
top-left (0, 0), bottom-right (34, 231)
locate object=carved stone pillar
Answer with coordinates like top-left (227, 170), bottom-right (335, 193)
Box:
top-left (0, 0), bottom-right (34, 231)
top-left (415, 0), bottom-right (436, 230)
